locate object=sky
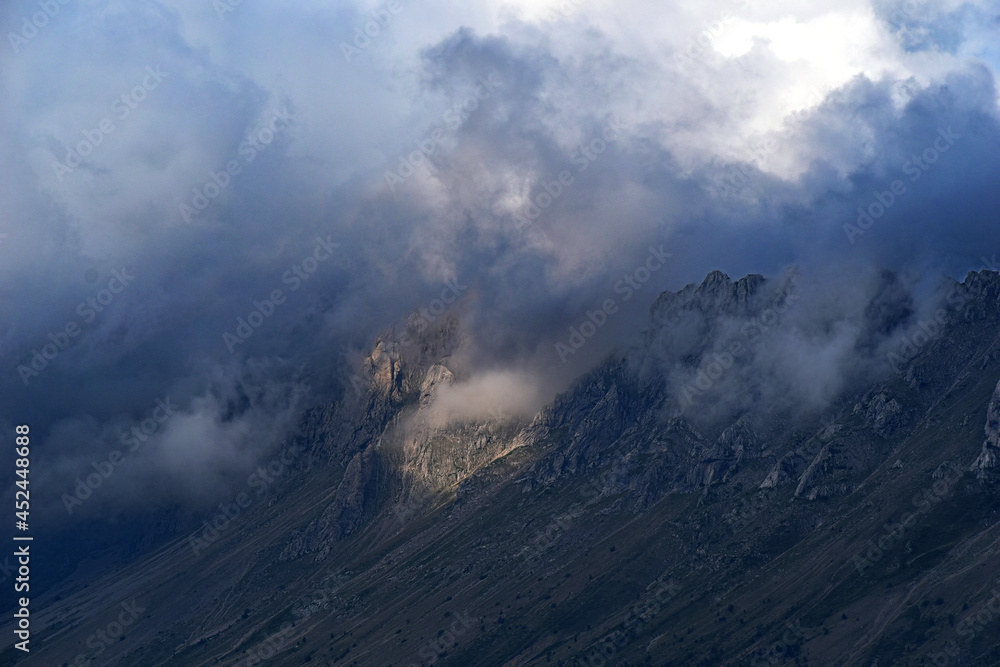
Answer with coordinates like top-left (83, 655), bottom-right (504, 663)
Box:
top-left (0, 0), bottom-right (998, 522)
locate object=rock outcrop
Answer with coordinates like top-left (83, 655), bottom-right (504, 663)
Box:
top-left (971, 378), bottom-right (1000, 479)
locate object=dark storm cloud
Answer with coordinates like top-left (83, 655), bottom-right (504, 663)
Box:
top-left (0, 0), bottom-right (997, 521)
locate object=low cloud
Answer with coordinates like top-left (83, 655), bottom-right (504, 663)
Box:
top-left (423, 368), bottom-right (548, 427)
top-left (1, 0), bottom-right (999, 524)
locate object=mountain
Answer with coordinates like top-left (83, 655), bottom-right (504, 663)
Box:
top-left (6, 269), bottom-right (1000, 666)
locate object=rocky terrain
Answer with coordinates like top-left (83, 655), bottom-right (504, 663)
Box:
top-left (6, 268), bottom-right (1000, 666)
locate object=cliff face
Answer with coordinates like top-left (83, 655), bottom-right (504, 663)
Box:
top-left (971, 378), bottom-right (1000, 478)
top-left (281, 315), bottom-right (529, 561)
top-left (284, 269), bottom-right (1000, 563)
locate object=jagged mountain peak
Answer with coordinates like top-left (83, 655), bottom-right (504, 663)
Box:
top-left (360, 312), bottom-right (463, 403)
top-left (698, 268), bottom-right (731, 290)
top-left (648, 268), bottom-right (792, 330)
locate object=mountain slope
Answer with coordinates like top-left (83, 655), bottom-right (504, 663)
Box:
top-left (7, 270), bottom-right (1000, 667)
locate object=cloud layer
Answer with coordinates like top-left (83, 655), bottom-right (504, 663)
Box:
top-left (1, 0), bottom-right (998, 520)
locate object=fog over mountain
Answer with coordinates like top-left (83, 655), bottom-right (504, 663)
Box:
top-left (1, 0), bottom-right (1000, 665)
